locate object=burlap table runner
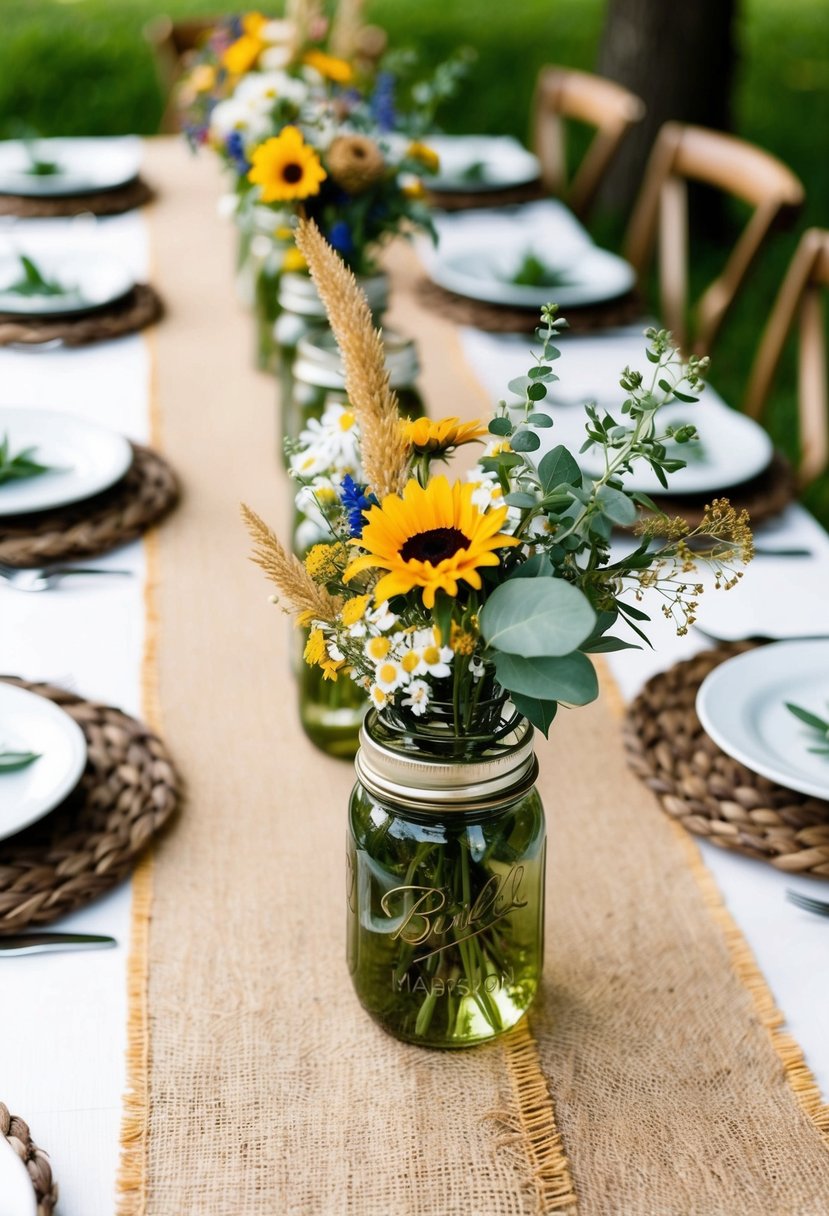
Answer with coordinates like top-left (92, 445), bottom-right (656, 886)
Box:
top-left (120, 139), bottom-right (829, 1215)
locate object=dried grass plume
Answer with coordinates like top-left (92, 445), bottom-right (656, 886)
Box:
top-left (241, 503), bottom-right (342, 621)
top-left (294, 217), bottom-right (411, 498)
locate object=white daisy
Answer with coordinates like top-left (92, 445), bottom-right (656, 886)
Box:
top-left (402, 679), bottom-right (431, 717)
top-left (369, 684), bottom-right (391, 710)
top-left (374, 659), bottom-right (409, 694)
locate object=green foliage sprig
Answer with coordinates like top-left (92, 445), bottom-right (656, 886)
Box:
top-left (0, 433), bottom-right (55, 485)
top-left (786, 701), bottom-right (829, 756)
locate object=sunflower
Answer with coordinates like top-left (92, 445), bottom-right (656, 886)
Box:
top-left (402, 416), bottom-right (487, 456)
top-left (302, 50), bottom-right (354, 84)
top-left (248, 128), bottom-right (327, 203)
top-left (345, 476), bottom-right (519, 609)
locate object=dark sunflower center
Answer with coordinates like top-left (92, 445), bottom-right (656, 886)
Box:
top-left (400, 527), bottom-right (470, 565)
top-left (282, 162), bottom-right (303, 184)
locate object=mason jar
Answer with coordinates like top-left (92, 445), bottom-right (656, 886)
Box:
top-left (292, 327), bottom-right (425, 442)
top-left (347, 710), bottom-right (546, 1049)
top-left (274, 271), bottom-right (389, 464)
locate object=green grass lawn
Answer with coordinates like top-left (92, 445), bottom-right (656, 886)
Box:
top-left (1, 0), bottom-right (827, 521)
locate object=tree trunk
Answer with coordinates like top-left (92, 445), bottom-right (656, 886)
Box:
top-left (597, 0), bottom-right (738, 219)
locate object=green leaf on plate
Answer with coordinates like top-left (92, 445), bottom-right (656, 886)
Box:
top-left (0, 749), bottom-right (41, 772)
top-left (480, 578), bottom-right (596, 657)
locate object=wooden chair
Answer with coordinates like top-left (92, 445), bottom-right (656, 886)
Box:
top-left (144, 15), bottom-right (217, 133)
top-left (743, 228), bottom-right (829, 489)
top-left (624, 122), bottom-right (805, 357)
top-left (532, 66), bottom-right (645, 221)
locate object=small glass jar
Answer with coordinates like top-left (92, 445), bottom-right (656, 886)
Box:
top-left (292, 328), bottom-right (425, 440)
top-left (274, 271), bottom-right (389, 463)
top-left (298, 650), bottom-right (367, 759)
top-left (348, 711), bottom-right (546, 1049)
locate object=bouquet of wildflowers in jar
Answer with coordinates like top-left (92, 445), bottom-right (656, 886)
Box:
top-left (242, 219), bottom-right (754, 1047)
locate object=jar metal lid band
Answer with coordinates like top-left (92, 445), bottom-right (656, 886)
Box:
top-left (354, 750), bottom-right (539, 813)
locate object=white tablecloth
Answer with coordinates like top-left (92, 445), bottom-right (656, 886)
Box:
top-left (0, 184), bottom-right (826, 1216)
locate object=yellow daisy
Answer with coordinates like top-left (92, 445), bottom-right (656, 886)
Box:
top-left (345, 476), bottom-right (519, 609)
top-left (302, 50), bottom-right (354, 84)
top-left (403, 416), bottom-right (487, 456)
top-left (248, 128), bottom-right (327, 203)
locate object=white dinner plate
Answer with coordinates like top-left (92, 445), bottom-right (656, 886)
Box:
top-left (426, 135), bottom-right (541, 193)
top-left (0, 1138), bottom-right (37, 1216)
top-left (0, 136), bottom-right (141, 197)
top-left (0, 408), bottom-right (133, 516)
top-left (0, 252), bottom-right (135, 317)
top-left (0, 683), bottom-right (87, 843)
top-left (696, 641), bottom-right (829, 801)
top-left (432, 245), bottom-right (635, 309)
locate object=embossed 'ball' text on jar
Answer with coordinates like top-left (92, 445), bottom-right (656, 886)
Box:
top-left (347, 710), bottom-right (546, 1049)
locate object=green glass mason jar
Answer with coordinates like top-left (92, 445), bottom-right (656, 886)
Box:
top-left (298, 648), bottom-right (367, 759)
top-left (347, 710), bottom-right (546, 1048)
top-left (275, 271), bottom-right (389, 464)
top-left (292, 327), bottom-right (425, 439)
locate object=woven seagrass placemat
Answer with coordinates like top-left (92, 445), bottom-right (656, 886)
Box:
top-left (625, 643), bottom-right (829, 878)
top-left (415, 276), bottom-right (642, 334)
top-left (0, 443), bottom-right (178, 567)
top-left (644, 452), bottom-right (794, 531)
top-left (0, 284), bottom-right (163, 347)
top-left (0, 678), bottom-right (182, 934)
top-left (425, 180), bottom-right (545, 212)
top-left (0, 176), bottom-right (154, 219)
top-left (0, 1104), bottom-right (58, 1215)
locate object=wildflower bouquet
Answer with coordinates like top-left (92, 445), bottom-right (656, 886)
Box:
top-left (177, 7), bottom-right (450, 275)
top-left (244, 219), bottom-right (754, 742)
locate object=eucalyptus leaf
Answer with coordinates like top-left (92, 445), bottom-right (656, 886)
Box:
top-left (580, 635), bottom-right (641, 653)
top-left (480, 578), bottom-right (596, 657)
top-left (596, 485), bottom-right (638, 526)
top-left (538, 445), bottom-right (582, 493)
top-left (0, 749), bottom-right (41, 772)
top-left (504, 491), bottom-right (539, 509)
top-left (507, 376), bottom-right (532, 396)
top-left (493, 650), bottom-right (598, 705)
top-left (507, 553), bottom-right (553, 579)
top-left (488, 416), bottom-right (513, 437)
top-left (510, 429), bottom-right (540, 453)
top-left (508, 692), bottom-right (558, 736)
top-left (528, 413), bottom-right (553, 427)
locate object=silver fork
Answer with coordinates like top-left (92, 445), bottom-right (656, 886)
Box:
top-left (0, 561), bottom-right (132, 591)
top-left (786, 889), bottom-right (829, 918)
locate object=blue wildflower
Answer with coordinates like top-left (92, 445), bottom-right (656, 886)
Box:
top-left (370, 72), bottom-right (397, 133)
top-left (340, 475), bottom-right (377, 537)
top-left (225, 131), bottom-right (250, 176)
top-left (328, 220), bottom-right (355, 256)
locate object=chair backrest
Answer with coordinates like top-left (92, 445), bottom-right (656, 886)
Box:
top-left (532, 66), bottom-right (645, 220)
top-left (144, 15), bottom-right (217, 134)
top-left (743, 228), bottom-right (829, 489)
top-left (624, 122), bottom-right (804, 357)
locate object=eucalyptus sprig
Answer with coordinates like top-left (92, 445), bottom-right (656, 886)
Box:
top-left (0, 433), bottom-right (55, 486)
top-left (7, 254), bottom-right (65, 298)
top-left (786, 701), bottom-right (829, 756)
top-left (0, 749), bottom-right (41, 772)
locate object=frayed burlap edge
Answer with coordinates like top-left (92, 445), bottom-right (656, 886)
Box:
top-left (493, 1019), bottom-right (579, 1214)
top-left (116, 317), bottom-right (162, 1216)
top-left (598, 656), bottom-right (829, 1148)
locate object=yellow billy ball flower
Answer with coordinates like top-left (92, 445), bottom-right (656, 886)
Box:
top-left (282, 247), bottom-right (307, 273)
top-left (407, 142), bottom-right (440, 174)
top-left (345, 476), bottom-right (520, 610)
top-left (248, 128), bottom-right (327, 203)
top-left (341, 594), bottom-right (371, 627)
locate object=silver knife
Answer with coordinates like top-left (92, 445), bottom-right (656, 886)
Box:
top-left (0, 932), bottom-right (116, 956)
